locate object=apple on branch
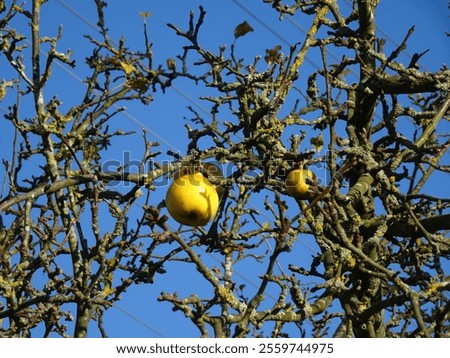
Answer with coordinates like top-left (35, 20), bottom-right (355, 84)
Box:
top-left (285, 168), bottom-right (316, 200)
top-left (165, 163), bottom-right (223, 227)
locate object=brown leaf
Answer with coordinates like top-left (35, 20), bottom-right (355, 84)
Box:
top-left (264, 45), bottom-right (282, 65)
top-left (234, 21), bottom-right (254, 40)
top-left (310, 133), bottom-right (324, 153)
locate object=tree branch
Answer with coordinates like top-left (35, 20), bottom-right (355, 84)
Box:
top-left (386, 214), bottom-right (450, 238)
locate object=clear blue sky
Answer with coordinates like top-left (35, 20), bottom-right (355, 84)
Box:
top-left (0, 0), bottom-right (449, 337)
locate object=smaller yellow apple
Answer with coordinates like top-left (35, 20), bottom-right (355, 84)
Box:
top-left (165, 165), bottom-right (220, 227)
top-left (285, 168), bottom-right (316, 199)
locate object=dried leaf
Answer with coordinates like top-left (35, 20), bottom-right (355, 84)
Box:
top-left (264, 45), bottom-right (281, 65)
top-left (234, 21), bottom-right (254, 40)
top-left (126, 77), bottom-right (149, 92)
top-left (310, 133), bottom-right (324, 153)
top-left (139, 11), bottom-right (152, 19)
top-left (166, 58), bottom-right (176, 71)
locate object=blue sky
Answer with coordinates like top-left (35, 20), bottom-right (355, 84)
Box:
top-left (0, 0), bottom-right (449, 337)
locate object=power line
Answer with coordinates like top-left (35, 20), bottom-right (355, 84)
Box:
top-left (112, 303), bottom-right (167, 338)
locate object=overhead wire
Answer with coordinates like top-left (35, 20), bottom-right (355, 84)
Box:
top-left (111, 303), bottom-right (167, 338)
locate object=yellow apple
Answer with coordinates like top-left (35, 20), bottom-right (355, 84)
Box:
top-left (165, 164), bottom-right (220, 227)
top-left (285, 168), bottom-right (316, 199)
